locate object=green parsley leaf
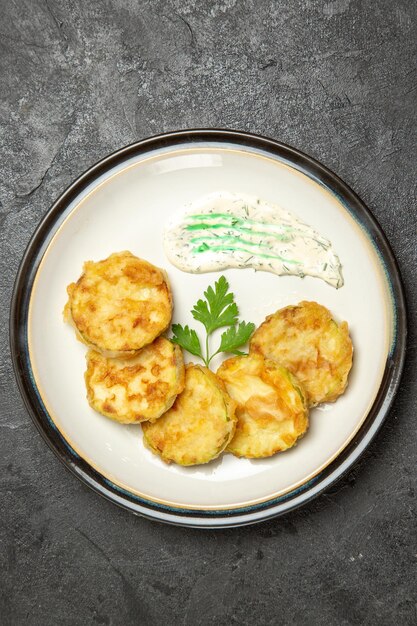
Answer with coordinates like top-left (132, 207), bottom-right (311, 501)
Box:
top-left (171, 276), bottom-right (255, 368)
top-left (171, 324), bottom-right (202, 359)
top-left (191, 275), bottom-right (239, 334)
top-left (216, 321), bottom-right (256, 356)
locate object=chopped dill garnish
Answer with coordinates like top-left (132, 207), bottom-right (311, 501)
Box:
top-left (315, 239), bottom-right (329, 250)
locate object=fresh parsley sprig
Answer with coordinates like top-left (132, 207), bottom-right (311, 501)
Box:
top-left (171, 276), bottom-right (255, 368)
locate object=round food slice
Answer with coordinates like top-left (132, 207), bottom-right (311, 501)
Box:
top-left (64, 251), bottom-right (173, 358)
top-left (142, 364), bottom-right (237, 466)
top-left (85, 337), bottom-right (185, 424)
top-left (217, 353), bottom-right (309, 459)
top-left (250, 301), bottom-right (353, 406)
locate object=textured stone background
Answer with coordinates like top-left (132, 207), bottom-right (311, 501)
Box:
top-left (1, 0), bottom-right (416, 624)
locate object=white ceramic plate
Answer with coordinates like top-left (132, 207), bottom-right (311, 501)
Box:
top-left (11, 130), bottom-right (406, 527)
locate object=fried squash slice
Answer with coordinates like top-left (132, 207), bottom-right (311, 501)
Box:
top-left (217, 353), bottom-right (309, 459)
top-left (85, 337), bottom-right (185, 424)
top-left (250, 301), bottom-right (353, 406)
top-left (64, 251), bottom-right (172, 358)
top-left (142, 364), bottom-right (237, 466)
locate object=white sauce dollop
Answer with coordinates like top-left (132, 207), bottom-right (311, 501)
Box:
top-left (163, 192), bottom-right (343, 288)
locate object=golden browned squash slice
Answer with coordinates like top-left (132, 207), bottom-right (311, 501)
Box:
top-left (250, 301), bottom-right (353, 406)
top-left (64, 251), bottom-right (172, 358)
top-left (217, 353), bottom-right (309, 459)
top-left (85, 337), bottom-right (185, 424)
top-left (142, 364), bottom-right (237, 466)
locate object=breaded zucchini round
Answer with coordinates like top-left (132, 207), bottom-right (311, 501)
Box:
top-left (142, 364), bottom-right (237, 466)
top-left (217, 353), bottom-right (309, 459)
top-left (250, 301), bottom-right (353, 406)
top-left (64, 251), bottom-right (172, 358)
top-left (85, 337), bottom-right (185, 424)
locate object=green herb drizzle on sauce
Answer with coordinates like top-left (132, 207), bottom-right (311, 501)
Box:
top-left (163, 192), bottom-right (344, 288)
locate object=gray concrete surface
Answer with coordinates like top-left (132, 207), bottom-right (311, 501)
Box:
top-left (1, 0), bottom-right (416, 624)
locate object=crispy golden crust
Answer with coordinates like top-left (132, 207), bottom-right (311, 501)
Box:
top-left (65, 251), bottom-right (173, 358)
top-left (250, 301), bottom-right (353, 406)
top-left (142, 364), bottom-right (237, 466)
top-left (85, 337), bottom-right (185, 424)
top-left (217, 353), bottom-right (309, 459)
